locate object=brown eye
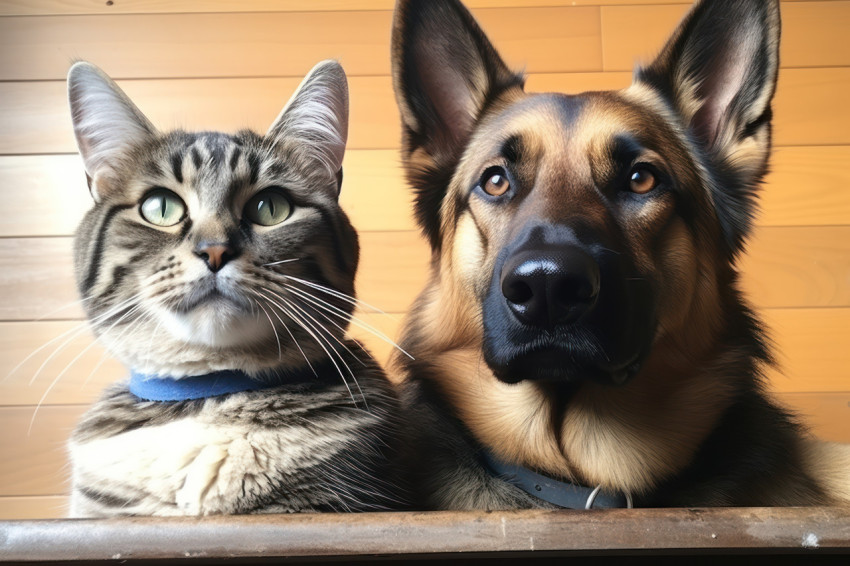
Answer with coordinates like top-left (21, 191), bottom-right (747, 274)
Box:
top-left (482, 172), bottom-right (510, 197)
top-left (629, 166), bottom-right (658, 194)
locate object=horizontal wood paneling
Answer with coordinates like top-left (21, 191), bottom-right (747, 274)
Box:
top-left (0, 7), bottom-right (602, 81)
top-left (601, 2), bottom-right (850, 71)
top-left (3, 68), bottom-right (848, 155)
top-left (761, 308), bottom-right (850, 393)
top-left (0, 227), bottom-right (845, 322)
top-left (1, 145), bottom-right (846, 238)
top-left (1, 308), bottom-right (845, 406)
top-left (0, 0), bottom-right (699, 17)
top-left (0, 496), bottom-right (67, 520)
top-left (3, 389), bottom-right (846, 504)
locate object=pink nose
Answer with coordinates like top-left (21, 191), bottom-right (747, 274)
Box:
top-left (195, 244), bottom-right (231, 272)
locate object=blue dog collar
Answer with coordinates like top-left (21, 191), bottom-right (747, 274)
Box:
top-left (481, 449), bottom-right (632, 509)
top-left (129, 368), bottom-right (314, 402)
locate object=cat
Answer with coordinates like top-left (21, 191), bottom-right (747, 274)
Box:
top-left (65, 60), bottom-right (409, 516)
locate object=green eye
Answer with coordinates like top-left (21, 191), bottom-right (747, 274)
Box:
top-left (140, 189), bottom-right (186, 227)
top-left (245, 188), bottom-right (292, 226)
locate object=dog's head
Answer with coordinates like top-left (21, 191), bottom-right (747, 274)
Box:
top-left (392, 0), bottom-right (780, 387)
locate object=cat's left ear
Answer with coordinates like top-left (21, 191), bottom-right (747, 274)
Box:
top-left (67, 61), bottom-right (157, 200)
top-left (267, 60), bottom-right (349, 191)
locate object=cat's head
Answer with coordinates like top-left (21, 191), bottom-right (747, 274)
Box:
top-left (68, 60), bottom-right (359, 377)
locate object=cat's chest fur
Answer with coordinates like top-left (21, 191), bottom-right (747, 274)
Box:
top-left (70, 373), bottom-right (402, 516)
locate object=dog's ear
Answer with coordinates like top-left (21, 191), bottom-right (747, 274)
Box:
top-left (636, 0), bottom-right (780, 257)
top-left (391, 0), bottom-right (524, 249)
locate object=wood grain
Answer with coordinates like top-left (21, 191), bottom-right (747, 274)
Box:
top-left (2, 68), bottom-right (847, 155)
top-left (0, 0), bottom-right (699, 17)
top-left (601, 2), bottom-right (850, 71)
top-left (0, 7), bottom-right (601, 81)
top-left (0, 496), bottom-right (67, 521)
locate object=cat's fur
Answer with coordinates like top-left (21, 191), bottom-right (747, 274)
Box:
top-left (66, 61), bottom-right (408, 516)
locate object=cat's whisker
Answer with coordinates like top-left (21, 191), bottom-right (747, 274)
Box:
top-left (81, 349), bottom-right (110, 390)
top-left (281, 286), bottom-right (372, 364)
top-left (262, 258), bottom-right (300, 267)
top-left (263, 287), bottom-right (364, 366)
top-left (253, 297), bottom-right (283, 360)
top-left (251, 290), bottom-right (317, 377)
top-left (33, 296), bottom-right (94, 322)
top-left (283, 275), bottom-right (390, 316)
top-left (277, 294), bottom-right (368, 411)
top-left (264, 293), bottom-right (360, 408)
top-left (284, 283), bottom-right (414, 360)
top-left (5, 292), bottom-right (143, 382)
top-left (28, 304), bottom-right (143, 435)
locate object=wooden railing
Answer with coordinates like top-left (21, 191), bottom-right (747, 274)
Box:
top-left (2, 508), bottom-right (850, 562)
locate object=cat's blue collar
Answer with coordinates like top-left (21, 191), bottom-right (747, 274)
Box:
top-left (129, 368), bottom-right (313, 402)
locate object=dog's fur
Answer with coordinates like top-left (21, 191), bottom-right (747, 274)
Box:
top-left (389, 0), bottom-right (850, 508)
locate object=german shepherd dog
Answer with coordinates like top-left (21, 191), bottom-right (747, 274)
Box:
top-left (389, 0), bottom-right (850, 508)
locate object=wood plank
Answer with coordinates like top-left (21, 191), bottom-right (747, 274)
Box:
top-left (759, 146), bottom-right (850, 227)
top-left (740, 226), bottom-right (850, 310)
top-left (601, 2), bottom-right (850, 71)
top-left (2, 68), bottom-right (845, 155)
top-left (2, 508), bottom-right (850, 559)
top-left (0, 405), bottom-right (82, 497)
top-left (775, 391), bottom-right (850, 444)
top-left (0, 0), bottom-right (706, 17)
top-left (0, 312), bottom-right (404, 406)
top-left (1, 146), bottom-right (844, 238)
top-left (0, 7), bottom-right (601, 81)
top-left (0, 496), bottom-right (67, 521)
top-left (762, 308), bottom-right (850, 393)
top-left (0, 151), bottom-right (414, 238)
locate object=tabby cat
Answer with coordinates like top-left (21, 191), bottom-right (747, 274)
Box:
top-left (65, 61), bottom-right (408, 516)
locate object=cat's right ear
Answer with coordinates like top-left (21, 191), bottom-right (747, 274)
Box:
top-left (67, 62), bottom-right (156, 200)
top-left (267, 60), bottom-right (349, 187)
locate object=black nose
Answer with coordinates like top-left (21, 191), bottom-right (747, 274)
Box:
top-left (194, 242), bottom-right (236, 273)
top-left (500, 246), bottom-right (600, 327)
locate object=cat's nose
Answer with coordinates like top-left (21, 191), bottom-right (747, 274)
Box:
top-left (194, 243), bottom-right (235, 273)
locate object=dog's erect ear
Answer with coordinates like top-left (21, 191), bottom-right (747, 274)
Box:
top-left (636, 0), bottom-right (781, 257)
top-left (68, 61), bottom-right (157, 201)
top-left (391, 0), bottom-right (524, 249)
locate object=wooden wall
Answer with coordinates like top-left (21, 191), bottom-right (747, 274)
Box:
top-left (0, 0), bottom-right (847, 519)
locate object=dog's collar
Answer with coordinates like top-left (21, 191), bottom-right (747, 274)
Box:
top-left (481, 449), bottom-right (632, 509)
top-left (129, 368), bottom-right (316, 402)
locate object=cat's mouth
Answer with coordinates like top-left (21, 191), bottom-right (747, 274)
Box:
top-left (174, 277), bottom-right (251, 314)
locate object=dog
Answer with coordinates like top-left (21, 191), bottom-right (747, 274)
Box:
top-left (389, 0), bottom-right (850, 509)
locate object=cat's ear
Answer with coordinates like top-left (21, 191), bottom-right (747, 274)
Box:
top-left (267, 60), bottom-right (349, 183)
top-left (67, 61), bottom-right (157, 200)
top-left (634, 0), bottom-right (780, 255)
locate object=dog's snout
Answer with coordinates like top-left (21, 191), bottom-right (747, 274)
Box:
top-left (500, 247), bottom-right (600, 327)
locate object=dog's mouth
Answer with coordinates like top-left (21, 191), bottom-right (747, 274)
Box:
top-left (485, 342), bottom-right (646, 387)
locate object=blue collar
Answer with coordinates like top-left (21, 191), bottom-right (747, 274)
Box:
top-left (481, 449), bottom-right (632, 509)
top-left (129, 368), bottom-right (315, 402)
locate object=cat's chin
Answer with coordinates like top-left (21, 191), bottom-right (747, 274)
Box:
top-left (162, 302), bottom-right (272, 348)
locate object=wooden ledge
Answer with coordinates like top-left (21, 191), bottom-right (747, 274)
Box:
top-left (1, 508), bottom-right (849, 562)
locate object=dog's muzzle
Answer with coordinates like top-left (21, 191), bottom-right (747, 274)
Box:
top-left (482, 223), bottom-right (653, 387)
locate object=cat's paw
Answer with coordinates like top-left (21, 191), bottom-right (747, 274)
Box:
top-left (175, 444), bottom-right (229, 515)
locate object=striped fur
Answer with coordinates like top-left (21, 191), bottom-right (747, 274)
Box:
top-left (65, 61), bottom-right (408, 516)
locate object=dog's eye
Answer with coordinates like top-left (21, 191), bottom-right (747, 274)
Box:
top-left (482, 171), bottom-right (511, 197)
top-left (629, 166), bottom-right (658, 194)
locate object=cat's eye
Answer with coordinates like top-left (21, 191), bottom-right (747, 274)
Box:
top-left (629, 165), bottom-right (659, 195)
top-left (245, 188), bottom-right (292, 226)
top-left (478, 167), bottom-right (512, 198)
top-left (140, 189), bottom-right (186, 227)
